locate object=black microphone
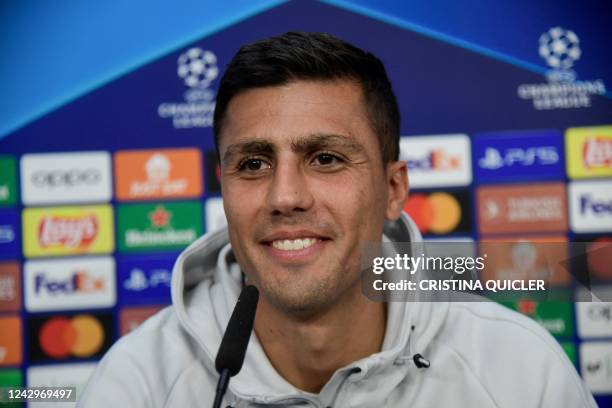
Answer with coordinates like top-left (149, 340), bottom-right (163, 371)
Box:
top-left (212, 285), bottom-right (259, 408)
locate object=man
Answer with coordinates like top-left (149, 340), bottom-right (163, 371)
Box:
top-left (79, 32), bottom-right (596, 407)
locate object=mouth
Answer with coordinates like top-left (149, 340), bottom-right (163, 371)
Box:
top-left (271, 237), bottom-right (321, 251)
top-left (260, 231), bottom-right (332, 262)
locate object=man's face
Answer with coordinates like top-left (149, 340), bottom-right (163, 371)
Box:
top-left (219, 80), bottom-right (405, 314)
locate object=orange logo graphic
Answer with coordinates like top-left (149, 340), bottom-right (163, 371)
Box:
top-left (39, 315), bottom-right (104, 359)
top-left (477, 183), bottom-right (567, 235)
top-left (404, 192), bottom-right (462, 234)
top-left (114, 149), bottom-right (202, 200)
top-left (0, 316), bottom-right (22, 366)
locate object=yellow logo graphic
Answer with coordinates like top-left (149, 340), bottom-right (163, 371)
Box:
top-left (23, 205), bottom-right (114, 258)
top-left (566, 125), bottom-right (612, 179)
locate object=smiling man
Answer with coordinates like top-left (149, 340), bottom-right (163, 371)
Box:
top-left (79, 32), bottom-right (595, 407)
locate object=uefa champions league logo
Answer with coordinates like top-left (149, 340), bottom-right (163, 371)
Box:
top-left (177, 47), bottom-right (219, 88)
top-left (157, 46), bottom-right (219, 128)
top-left (516, 27), bottom-right (605, 110)
top-left (538, 27), bottom-right (581, 71)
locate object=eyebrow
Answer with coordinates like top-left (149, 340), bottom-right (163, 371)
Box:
top-left (222, 140), bottom-right (274, 166)
top-left (222, 133), bottom-right (366, 166)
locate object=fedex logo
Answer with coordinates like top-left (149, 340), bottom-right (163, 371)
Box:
top-left (580, 195), bottom-right (612, 216)
top-left (569, 181), bottom-right (612, 233)
top-left (405, 149), bottom-right (461, 171)
top-left (399, 134), bottom-right (471, 188)
top-left (34, 270), bottom-right (105, 294)
top-left (24, 257), bottom-right (115, 312)
top-left (473, 130), bottom-right (564, 182)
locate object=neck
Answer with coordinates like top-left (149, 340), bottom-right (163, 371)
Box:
top-left (254, 285), bottom-right (387, 393)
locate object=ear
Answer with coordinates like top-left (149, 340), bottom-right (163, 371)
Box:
top-left (385, 160), bottom-right (409, 221)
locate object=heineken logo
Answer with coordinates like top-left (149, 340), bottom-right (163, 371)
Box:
top-left (118, 202), bottom-right (202, 253)
top-left (149, 206), bottom-right (171, 228)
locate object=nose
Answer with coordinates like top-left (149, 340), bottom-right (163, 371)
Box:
top-left (266, 160), bottom-right (314, 216)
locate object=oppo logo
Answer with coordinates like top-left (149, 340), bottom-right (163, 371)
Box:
top-left (32, 169), bottom-right (101, 187)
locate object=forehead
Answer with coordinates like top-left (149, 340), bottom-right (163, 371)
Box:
top-left (219, 80), bottom-right (377, 153)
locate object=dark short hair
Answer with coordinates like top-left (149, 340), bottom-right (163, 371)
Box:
top-left (213, 31), bottom-right (400, 163)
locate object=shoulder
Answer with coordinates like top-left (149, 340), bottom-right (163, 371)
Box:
top-left (78, 306), bottom-right (214, 408)
top-left (434, 299), bottom-right (595, 407)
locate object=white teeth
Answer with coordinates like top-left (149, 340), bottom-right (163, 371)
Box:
top-left (272, 238), bottom-right (319, 251)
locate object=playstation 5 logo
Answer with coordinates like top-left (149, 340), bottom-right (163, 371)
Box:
top-left (124, 269), bottom-right (148, 291)
top-left (123, 268), bottom-right (172, 292)
top-left (478, 147), bottom-right (559, 170)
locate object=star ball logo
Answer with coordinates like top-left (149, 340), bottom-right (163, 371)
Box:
top-left (177, 47), bottom-right (219, 89)
top-left (158, 46), bottom-right (219, 128)
top-left (538, 27), bottom-right (581, 71)
top-left (517, 27), bottom-right (606, 110)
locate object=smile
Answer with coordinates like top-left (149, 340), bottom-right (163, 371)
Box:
top-left (271, 238), bottom-right (321, 251)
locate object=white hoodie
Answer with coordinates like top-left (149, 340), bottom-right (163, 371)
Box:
top-left (79, 214), bottom-right (597, 407)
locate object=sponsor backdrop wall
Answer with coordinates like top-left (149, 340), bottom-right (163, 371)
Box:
top-left (1, 1), bottom-right (611, 406)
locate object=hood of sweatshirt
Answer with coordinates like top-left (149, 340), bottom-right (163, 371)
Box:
top-left (170, 212), bottom-right (449, 406)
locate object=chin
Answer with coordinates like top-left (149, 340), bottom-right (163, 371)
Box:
top-left (257, 273), bottom-right (356, 316)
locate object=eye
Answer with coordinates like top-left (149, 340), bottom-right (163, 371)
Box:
top-left (238, 158), bottom-right (271, 172)
top-left (312, 152), bottom-right (343, 166)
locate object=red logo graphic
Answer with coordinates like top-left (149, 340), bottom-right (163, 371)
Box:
top-left (517, 299), bottom-right (537, 316)
top-left (148, 206), bottom-right (171, 228)
top-left (583, 137), bottom-right (612, 169)
top-left (38, 215), bottom-right (98, 248)
top-left (38, 315), bottom-right (104, 359)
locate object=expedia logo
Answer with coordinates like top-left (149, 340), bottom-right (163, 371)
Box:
top-left (38, 215), bottom-right (98, 248)
top-left (34, 271), bottom-right (105, 294)
top-left (31, 169), bottom-right (101, 187)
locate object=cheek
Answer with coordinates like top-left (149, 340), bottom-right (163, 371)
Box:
top-left (222, 183), bottom-right (260, 232)
top-left (315, 174), bottom-right (386, 228)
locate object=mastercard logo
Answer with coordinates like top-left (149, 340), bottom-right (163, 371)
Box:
top-left (404, 192), bottom-right (462, 234)
top-left (587, 237), bottom-right (612, 280)
top-left (38, 315), bottom-right (105, 359)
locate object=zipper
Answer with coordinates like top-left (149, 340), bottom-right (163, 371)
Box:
top-left (324, 367), bottom-right (362, 408)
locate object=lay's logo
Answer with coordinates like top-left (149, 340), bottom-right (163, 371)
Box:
top-left (582, 137), bottom-right (612, 169)
top-left (566, 126), bottom-right (612, 179)
top-left (38, 214), bottom-right (98, 248)
top-left (23, 205), bottom-right (114, 257)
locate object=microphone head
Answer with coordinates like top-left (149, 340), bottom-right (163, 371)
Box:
top-left (215, 285), bottom-right (259, 376)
